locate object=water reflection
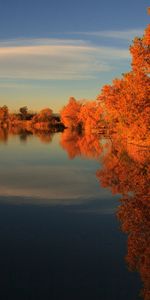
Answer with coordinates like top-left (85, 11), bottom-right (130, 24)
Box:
top-left (60, 129), bottom-right (103, 159)
top-left (96, 140), bottom-right (150, 300)
top-left (60, 130), bottom-right (150, 299)
top-left (0, 128), bottom-right (104, 204)
top-left (0, 126), bottom-right (54, 144)
top-left (0, 128), bottom-right (149, 299)
top-left (0, 127), bottom-right (8, 143)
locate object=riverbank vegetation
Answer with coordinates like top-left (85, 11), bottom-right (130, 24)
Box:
top-left (0, 105), bottom-right (65, 132)
top-left (61, 24), bottom-right (150, 146)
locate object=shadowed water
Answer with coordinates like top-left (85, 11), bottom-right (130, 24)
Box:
top-left (0, 129), bottom-right (148, 300)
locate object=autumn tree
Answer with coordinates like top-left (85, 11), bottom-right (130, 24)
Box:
top-left (0, 105), bottom-right (9, 123)
top-left (19, 106), bottom-right (28, 120)
top-left (60, 97), bottom-right (82, 130)
top-left (130, 24), bottom-right (150, 74)
top-left (78, 100), bottom-right (103, 134)
top-left (60, 97), bottom-right (103, 134)
top-left (32, 108), bottom-right (53, 123)
top-left (97, 25), bottom-right (150, 145)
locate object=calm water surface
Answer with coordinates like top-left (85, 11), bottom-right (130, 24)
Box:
top-left (0, 131), bottom-right (144, 299)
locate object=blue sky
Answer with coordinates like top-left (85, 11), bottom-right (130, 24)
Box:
top-left (0, 0), bottom-right (149, 112)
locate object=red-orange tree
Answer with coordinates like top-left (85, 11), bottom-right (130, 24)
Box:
top-left (97, 25), bottom-right (150, 144)
top-left (60, 97), bottom-right (82, 130)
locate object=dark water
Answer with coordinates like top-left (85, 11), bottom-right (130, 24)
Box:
top-left (0, 131), bottom-right (144, 299)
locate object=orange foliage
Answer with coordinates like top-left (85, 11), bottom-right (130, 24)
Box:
top-left (0, 106), bottom-right (9, 124)
top-left (130, 25), bottom-right (150, 74)
top-left (60, 97), bottom-right (103, 133)
top-left (32, 108), bottom-right (53, 123)
top-left (97, 25), bottom-right (150, 145)
top-left (60, 97), bottom-right (82, 130)
top-left (78, 100), bottom-right (103, 134)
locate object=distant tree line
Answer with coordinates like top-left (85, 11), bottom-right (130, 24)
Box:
top-left (0, 106), bottom-right (64, 131)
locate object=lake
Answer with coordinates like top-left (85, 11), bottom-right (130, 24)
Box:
top-left (0, 128), bottom-right (147, 300)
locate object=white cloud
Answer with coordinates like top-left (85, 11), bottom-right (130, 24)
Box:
top-left (0, 38), bottom-right (130, 81)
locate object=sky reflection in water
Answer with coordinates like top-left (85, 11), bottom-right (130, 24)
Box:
top-left (0, 130), bottom-right (147, 300)
top-left (0, 131), bottom-right (115, 205)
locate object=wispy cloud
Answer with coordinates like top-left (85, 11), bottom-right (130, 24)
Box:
top-left (0, 38), bottom-right (130, 81)
top-left (70, 29), bottom-right (144, 40)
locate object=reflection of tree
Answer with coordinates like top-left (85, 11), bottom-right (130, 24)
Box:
top-left (96, 140), bottom-right (150, 300)
top-left (60, 129), bottom-right (103, 160)
top-left (60, 130), bottom-right (150, 300)
top-left (118, 196), bottom-right (150, 300)
top-left (31, 129), bottom-right (53, 144)
top-left (19, 130), bottom-right (33, 143)
top-left (0, 127), bottom-right (54, 145)
top-left (0, 127), bottom-right (8, 143)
